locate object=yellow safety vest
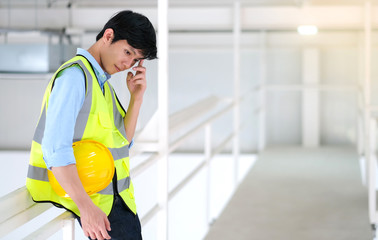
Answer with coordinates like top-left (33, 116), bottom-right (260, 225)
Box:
top-left (26, 55), bottom-right (137, 217)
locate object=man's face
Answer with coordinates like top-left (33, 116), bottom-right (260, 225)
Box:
top-left (101, 39), bottom-right (144, 75)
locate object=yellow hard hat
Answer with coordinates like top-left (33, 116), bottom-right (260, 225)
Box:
top-left (48, 140), bottom-right (115, 198)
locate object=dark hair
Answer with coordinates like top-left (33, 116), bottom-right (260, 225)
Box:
top-left (96, 10), bottom-right (157, 60)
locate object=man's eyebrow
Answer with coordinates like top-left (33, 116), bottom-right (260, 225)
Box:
top-left (127, 46), bottom-right (144, 60)
top-left (135, 52), bottom-right (145, 61)
top-left (128, 47), bottom-right (136, 55)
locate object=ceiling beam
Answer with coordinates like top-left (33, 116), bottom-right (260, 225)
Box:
top-left (0, 6), bottom-right (375, 32)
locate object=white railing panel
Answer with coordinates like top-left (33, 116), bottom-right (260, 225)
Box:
top-left (0, 187), bottom-right (39, 223)
top-left (168, 160), bottom-right (207, 201)
top-left (141, 204), bottom-right (160, 227)
top-left (22, 211), bottom-right (73, 240)
top-left (131, 153), bottom-right (159, 178)
top-left (0, 204), bottom-right (52, 238)
top-left (0, 187), bottom-right (53, 238)
top-left (170, 96), bottom-right (220, 132)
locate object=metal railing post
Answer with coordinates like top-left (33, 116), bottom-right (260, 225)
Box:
top-left (258, 31), bottom-right (267, 152)
top-left (369, 118), bottom-right (377, 229)
top-left (157, 0), bottom-right (169, 239)
top-left (233, 1), bottom-right (241, 187)
top-left (363, 0), bottom-right (375, 227)
top-left (205, 124), bottom-right (212, 226)
top-left (62, 218), bottom-right (75, 240)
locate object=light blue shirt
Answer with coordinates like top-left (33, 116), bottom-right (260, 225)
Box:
top-left (42, 48), bottom-right (132, 169)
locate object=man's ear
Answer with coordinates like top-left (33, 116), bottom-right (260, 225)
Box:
top-left (102, 28), bottom-right (114, 44)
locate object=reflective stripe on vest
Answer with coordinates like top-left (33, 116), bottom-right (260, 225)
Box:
top-left (27, 164), bottom-right (131, 195)
top-left (110, 85), bottom-right (128, 140)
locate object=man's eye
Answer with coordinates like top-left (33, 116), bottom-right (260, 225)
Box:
top-left (125, 50), bottom-right (130, 55)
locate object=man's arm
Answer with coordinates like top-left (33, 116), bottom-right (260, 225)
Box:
top-left (123, 60), bottom-right (147, 141)
top-left (51, 165), bottom-right (111, 240)
top-left (42, 67), bottom-right (85, 169)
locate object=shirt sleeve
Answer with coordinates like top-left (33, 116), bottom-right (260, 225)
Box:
top-left (41, 66), bottom-right (85, 170)
top-left (129, 139), bottom-right (134, 149)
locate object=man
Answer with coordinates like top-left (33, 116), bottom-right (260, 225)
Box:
top-left (26, 10), bottom-right (157, 240)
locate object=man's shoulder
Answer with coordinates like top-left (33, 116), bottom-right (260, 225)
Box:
top-left (53, 64), bottom-right (86, 93)
top-left (56, 64), bottom-right (85, 79)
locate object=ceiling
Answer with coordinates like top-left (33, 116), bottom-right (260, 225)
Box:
top-left (0, 0), bottom-right (375, 8)
top-left (0, 0), bottom-right (376, 33)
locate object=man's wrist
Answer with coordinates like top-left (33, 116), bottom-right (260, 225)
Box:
top-left (76, 196), bottom-right (96, 212)
top-left (130, 96), bottom-right (143, 106)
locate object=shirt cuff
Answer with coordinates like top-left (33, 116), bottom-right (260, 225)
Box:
top-left (128, 138), bottom-right (134, 149)
top-left (43, 147), bottom-right (76, 170)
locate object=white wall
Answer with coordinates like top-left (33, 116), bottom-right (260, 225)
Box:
top-left (0, 30), bottom-right (363, 151)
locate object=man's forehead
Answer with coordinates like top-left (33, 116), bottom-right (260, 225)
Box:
top-left (134, 49), bottom-right (144, 59)
top-left (122, 40), bottom-right (144, 57)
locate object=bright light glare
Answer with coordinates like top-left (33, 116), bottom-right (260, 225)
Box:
top-left (297, 25), bottom-right (318, 35)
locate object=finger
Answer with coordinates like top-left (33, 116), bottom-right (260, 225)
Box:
top-left (99, 227), bottom-right (111, 240)
top-left (138, 59), bottom-right (144, 67)
top-left (100, 231), bottom-right (111, 240)
top-left (130, 73), bottom-right (146, 81)
top-left (93, 228), bottom-right (107, 240)
top-left (83, 230), bottom-right (90, 238)
top-left (88, 231), bottom-right (96, 240)
top-left (98, 217), bottom-right (111, 239)
top-left (129, 75), bottom-right (146, 83)
top-left (105, 217), bottom-right (111, 231)
top-left (132, 66), bottom-right (146, 74)
top-left (95, 233), bottom-right (105, 240)
top-left (126, 72), bottom-right (133, 81)
top-left (130, 79), bottom-right (146, 87)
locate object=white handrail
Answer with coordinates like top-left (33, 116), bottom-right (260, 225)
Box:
top-left (169, 101), bottom-right (234, 152)
top-left (0, 187), bottom-right (52, 238)
top-left (0, 187), bottom-right (37, 223)
top-left (131, 153), bottom-right (159, 178)
top-left (169, 160), bottom-right (207, 200)
top-left (167, 130), bottom-right (237, 201)
top-left (131, 96), bottom-right (233, 178)
top-left (22, 211), bottom-right (74, 240)
top-left (140, 203), bottom-right (161, 227)
top-left (170, 95), bottom-right (221, 133)
top-left (131, 95), bottom-right (227, 156)
top-left (168, 126), bottom-right (242, 207)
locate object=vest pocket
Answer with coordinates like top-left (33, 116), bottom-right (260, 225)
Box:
top-left (99, 112), bottom-right (128, 145)
top-left (98, 111), bottom-right (113, 129)
top-left (113, 130), bottom-right (129, 147)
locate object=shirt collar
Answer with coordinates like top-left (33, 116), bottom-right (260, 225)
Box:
top-left (76, 48), bottom-right (111, 88)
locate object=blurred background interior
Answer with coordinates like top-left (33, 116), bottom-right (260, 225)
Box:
top-left (0, 0), bottom-right (377, 239)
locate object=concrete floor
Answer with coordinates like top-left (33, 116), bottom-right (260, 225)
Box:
top-left (204, 147), bottom-right (373, 240)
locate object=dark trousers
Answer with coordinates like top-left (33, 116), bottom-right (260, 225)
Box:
top-left (76, 194), bottom-right (142, 240)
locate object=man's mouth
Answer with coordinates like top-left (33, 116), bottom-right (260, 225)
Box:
top-left (115, 65), bottom-right (121, 72)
